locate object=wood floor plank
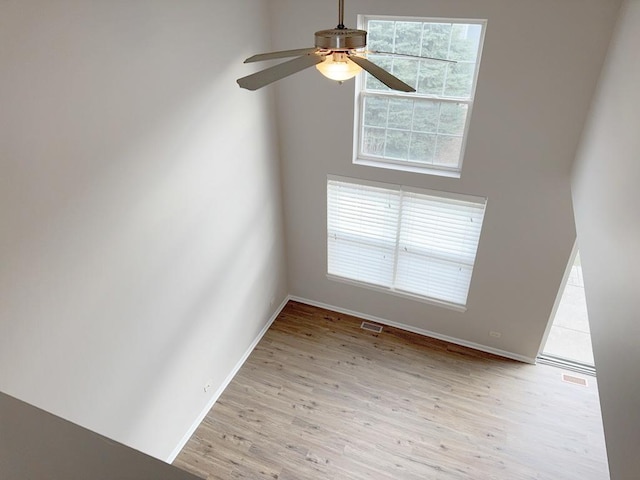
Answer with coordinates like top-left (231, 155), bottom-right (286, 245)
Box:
top-left (174, 301), bottom-right (609, 479)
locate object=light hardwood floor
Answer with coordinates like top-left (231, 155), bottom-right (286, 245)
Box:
top-left (174, 301), bottom-right (608, 479)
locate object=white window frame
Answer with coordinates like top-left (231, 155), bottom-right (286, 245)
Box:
top-left (353, 16), bottom-right (487, 178)
top-left (327, 175), bottom-right (487, 311)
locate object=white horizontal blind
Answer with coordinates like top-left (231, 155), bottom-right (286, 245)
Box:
top-left (327, 177), bottom-right (486, 307)
top-left (395, 192), bottom-right (485, 305)
top-left (327, 180), bottom-right (400, 287)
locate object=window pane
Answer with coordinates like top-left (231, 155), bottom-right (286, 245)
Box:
top-left (368, 20), bottom-right (395, 52)
top-left (416, 61), bottom-right (447, 96)
top-left (435, 135), bottom-right (463, 166)
top-left (365, 55), bottom-right (392, 91)
top-left (391, 58), bottom-right (419, 89)
top-left (362, 126), bottom-right (386, 156)
top-left (450, 24), bottom-right (483, 62)
top-left (360, 97), bottom-right (468, 166)
top-left (421, 23), bottom-right (452, 59)
top-left (409, 133), bottom-right (436, 163)
top-left (412, 101), bottom-right (439, 133)
top-left (444, 62), bottom-right (475, 98)
top-left (394, 22), bottom-right (423, 55)
top-left (387, 98), bottom-right (414, 129)
top-left (438, 103), bottom-right (468, 135)
top-left (363, 96), bottom-right (389, 127)
top-left (385, 130), bottom-right (411, 159)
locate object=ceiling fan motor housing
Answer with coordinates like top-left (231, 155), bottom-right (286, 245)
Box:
top-left (315, 28), bottom-right (367, 50)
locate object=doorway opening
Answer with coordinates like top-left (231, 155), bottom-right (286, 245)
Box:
top-left (539, 245), bottom-right (595, 375)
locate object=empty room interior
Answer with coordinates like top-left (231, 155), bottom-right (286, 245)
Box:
top-left (1, 1), bottom-right (639, 479)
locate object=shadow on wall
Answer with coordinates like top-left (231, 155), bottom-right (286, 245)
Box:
top-left (0, 391), bottom-right (201, 480)
top-left (0, 0), bottom-right (286, 460)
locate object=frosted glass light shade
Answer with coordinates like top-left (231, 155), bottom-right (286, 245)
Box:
top-left (316, 53), bottom-right (362, 81)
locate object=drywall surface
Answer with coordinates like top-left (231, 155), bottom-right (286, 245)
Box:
top-left (571, 1), bottom-right (640, 478)
top-left (273, 0), bottom-right (621, 360)
top-left (0, 392), bottom-right (201, 480)
top-left (0, 0), bottom-right (287, 460)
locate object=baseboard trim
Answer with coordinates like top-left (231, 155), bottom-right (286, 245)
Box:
top-left (167, 294), bottom-right (535, 462)
top-left (537, 354), bottom-right (596, 377)
top-left (165, 296), bottom-right (290, 464)
top-left (289, 295), bottom-right (536, 365)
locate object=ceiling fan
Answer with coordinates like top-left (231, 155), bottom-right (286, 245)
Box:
top-left (237, 0), bottom-right (452, 92)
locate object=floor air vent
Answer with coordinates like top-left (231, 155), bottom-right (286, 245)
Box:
top-left (360, 321), bottom-right (383, 333)
top-left (562, 373), bottom-right (588, 387)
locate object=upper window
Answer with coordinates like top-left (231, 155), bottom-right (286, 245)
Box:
top-left (354, 16), bottom-right (486, 177)
top-left (327, 176), bottom-right (487, 310)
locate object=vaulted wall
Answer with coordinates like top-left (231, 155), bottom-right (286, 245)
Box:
top-left (0, 0), bottom-right (634, 474)
top-left (273, 0), bottom-right (620, 361)
top-left (0, 0), bottom-right (287, 460)
top-left (571, 1), bottom-right (640, 478)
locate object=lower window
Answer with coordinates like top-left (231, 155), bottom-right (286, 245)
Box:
top-left (327, 176), bottom-right (486, 309)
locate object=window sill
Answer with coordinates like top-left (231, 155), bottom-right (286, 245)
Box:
top-left (354, 157), bottom-right (462, 179)
top-left (327, 274), bottom-right (468, 313)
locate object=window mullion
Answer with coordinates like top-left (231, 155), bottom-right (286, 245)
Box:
top-left (434, 102), bottom-right (443, 156)
top-left (363, 90), bottom-right (472, 105)
top-left (414, 23), bottom-right (425, 92)
top-left (391, 190), bottom-right (404, 288)
top-left (441, 24), bottom-right (454, 97)
top-left (383, 91), bottom-right (392, 158)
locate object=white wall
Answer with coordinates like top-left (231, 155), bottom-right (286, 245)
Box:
top-left (273, 0), bottom-right (620, 360)
top-left (0, 392), bottom-right (200, 479)
top-left (571, 1), bottom-right (640, 478)
top-left (0, 0), bottom-right (287, 460)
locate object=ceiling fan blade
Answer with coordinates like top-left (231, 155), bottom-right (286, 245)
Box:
top-left (244, 48), bottom-right (319, 63)
top-left (348, 55), bottom-right (416, 93)
top-left (368, 50), bottom-right (456, 63)
top-left (237, 54), bottom-right (324, 91)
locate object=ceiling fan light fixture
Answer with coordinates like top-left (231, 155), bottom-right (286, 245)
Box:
top-left (316, 52), bottom-right (362, 82)
top-left (236, 0), bottom-right (421, 92)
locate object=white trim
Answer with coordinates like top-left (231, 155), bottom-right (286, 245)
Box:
top-left (326, 176), bottom-right (486, 309)
top-left (327, 173), bottom-right (486, 204)
top-left (326, 274), bottom-right (467, 313)
top-left (167, 291), bottom-right (534, 463)
top-left (354, 157), bottom-right (462, 178)
top-left (353, 15), bottom-right (487, 177)
top-left (359, 15), bottom-right (488, 26)
top-left (289, 295), bottom-right (535, 364)
top-left (165, 296), bottom-right (290, 464)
